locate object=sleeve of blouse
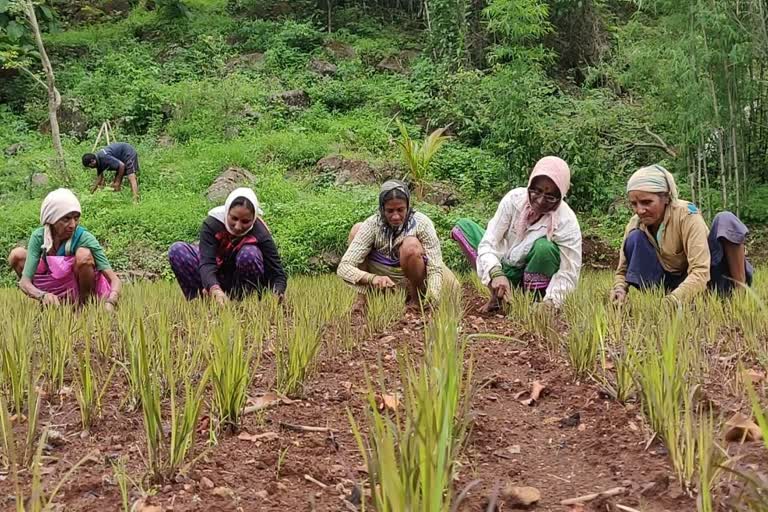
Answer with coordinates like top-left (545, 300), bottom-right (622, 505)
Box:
top-left (669, 213), bottom-right (711, 302)
top-left (198, 221), bottom-right (221, 290)
top-left (419, 217), bottom-right (444, 301)
top-left (477, 194), bottom-right (515, 285)
top-left (612, 222), bottom-right (634, 293)
top-left (544, 215), bottom-right (582, 306)
top-left (257, 227), bottom-right (288, 294)
top-left (337, 217), bottom-right (377, 286)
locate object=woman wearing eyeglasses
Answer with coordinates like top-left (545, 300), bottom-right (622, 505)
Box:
top-left (610, 164), bottom-right (753, 306)
top-left (451, 156), bottom-right (582, 312)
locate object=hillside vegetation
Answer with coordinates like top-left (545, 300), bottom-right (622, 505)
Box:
top-left (1, 0), bottom-right (767, 284)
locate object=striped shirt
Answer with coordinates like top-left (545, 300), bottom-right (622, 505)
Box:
top-left (337, 211), bottom-right (444, 299)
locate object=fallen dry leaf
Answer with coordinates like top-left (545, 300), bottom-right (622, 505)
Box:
top-left (742, 369), bottom-right (766, 386)
top-left (724, 412), bottom-right (763, 442)
top-left (520, 380), bottom-right (547, 406)
top-left (238, 431), bottom-right (279, 442)
top-left (249, 392), bottom-right (282, 409)
top-left (377, 393), bottom-right (401, 412)
top-left (493, 445), bottom-right (522, 459)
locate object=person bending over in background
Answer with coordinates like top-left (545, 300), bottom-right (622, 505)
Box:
top-left (82, 141), bottom-right (140, 202)
top-left (451, 156), bottom-right (582, 312)
top-left (7, 188), bottom-right (121, 311)
top-left (168, 187), bottom-right (287, 305)
top-left (337, 180), bottom-right (458, 304)
top-left (611, 164), bottom-right (753, 306)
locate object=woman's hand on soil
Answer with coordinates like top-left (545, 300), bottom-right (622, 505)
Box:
top-left (212, 288), bottom-right (229, 305)
top-left (490, 276), bottom-right (511, 302)
top-left (609, 288), bottom-right (627, 305)
top-left (371, 276), bottom-right (396, 289)
top-left (41, 293), bottom-right (60, 307)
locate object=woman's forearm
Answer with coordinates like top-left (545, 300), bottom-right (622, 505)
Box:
top-left (19, 277), bottom-right (45, 300)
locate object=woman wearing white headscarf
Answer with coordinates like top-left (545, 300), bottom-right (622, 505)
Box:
top-left (611, 164), bottom-right (753, 305)
top-left (7, 188), bottom-right (121, 309)
top-left (168, 187), bottom-right (287, 305)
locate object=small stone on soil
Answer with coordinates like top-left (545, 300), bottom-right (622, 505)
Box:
top-left (200, 476), bottom-right (214, 489)
top-left (503, 485), bottom-right (541, 508)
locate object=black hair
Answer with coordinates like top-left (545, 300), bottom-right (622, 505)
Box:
top-left (82, 153), bottom-right (97, 167)
top-left (380, 188), bottom-right (409, 206)
top-left (230, 196), bottom-right (255, 215)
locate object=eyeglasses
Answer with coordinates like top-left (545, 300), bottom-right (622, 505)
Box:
top-left (528, 187), bottom-right (561, 205)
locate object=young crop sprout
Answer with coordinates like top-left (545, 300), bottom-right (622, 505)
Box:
top-left (209, 310), bottom-right (258, 432)
top-left (366, 288), bottom-right (406, 335)
top-left (275, 308), bottom-right (323, 398)
top-left (349, 292), bottom-right (472, 511)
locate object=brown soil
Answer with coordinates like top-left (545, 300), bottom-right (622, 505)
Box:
top-left (5, 288), bottom-right (752, 512)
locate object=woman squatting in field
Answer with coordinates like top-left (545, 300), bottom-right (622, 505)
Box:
top-left (611, 164), bottom-right (753, 306)
top-left (451, 156), bottom-right (583, 312)
top-left (337, 180), bottom-right (459, 304)
top-left (168, 187), bottom-right (287, 305)
top-left (7, 188), bottom-right (122, 311)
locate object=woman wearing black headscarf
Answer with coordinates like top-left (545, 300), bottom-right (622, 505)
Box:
top-left (337, 180), bottom-right (457, 303)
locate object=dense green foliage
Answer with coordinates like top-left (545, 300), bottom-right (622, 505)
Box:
top-left (1, 0), bottom-right (766, 285)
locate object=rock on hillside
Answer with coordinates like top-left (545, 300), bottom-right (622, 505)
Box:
top-left (206, 167), bottom-right (256, 202)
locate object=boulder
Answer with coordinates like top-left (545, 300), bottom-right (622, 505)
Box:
top-left (157, 135), bottom-right (175, 148)
top-left (270, 90), bottom-right (311, 109)
top-left (309, 59), bottom-right (337, 77)
top-left (206, 167), bottom-right (256, 202)
top-left (4, 143), bottom-right (23, 157)
top-left (30, 173), bottom-right (50, 188)
top-left (225, 52), bottom-right (265, 73)
top-left (325, 41), bottom-right (356, 59)
top-left (315, 155), bottom-right (380, 186)
top-left (38, 102), bottom-right (89, 140)
top-left (307, 250), bottom-right (342, 271)
top-left (422, 181), bottom-right (460, 207)
top-left (376, 50), bottom-right (419, 74)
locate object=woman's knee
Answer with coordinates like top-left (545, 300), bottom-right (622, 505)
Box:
top-left (236, 246), bottom-right (264, 274)
top-left (623, 229), bottom-right (646, 251)
top-left (531, 237), bottom-right (559, 259)
top-left (8, 247), bottom-right (26, 267)
top-left (399, 237), bottom-right (425, 262)
top-left (168, 242), bottom-right (193, 268)
top-left (74, 247), bottom-right (95, 267)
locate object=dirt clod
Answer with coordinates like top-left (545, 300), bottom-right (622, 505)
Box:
top-left (503, 485), bottom-right (541, 508)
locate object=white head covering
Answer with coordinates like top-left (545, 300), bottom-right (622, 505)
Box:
top-left (207, 187), bottom-right (263, 235)
top-left (40, 188), bottom-right (82, 251)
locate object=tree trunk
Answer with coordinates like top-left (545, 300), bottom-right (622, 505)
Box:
top-left (23, 0), bottom-right (68, 182)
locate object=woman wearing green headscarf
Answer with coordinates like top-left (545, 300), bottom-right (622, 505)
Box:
top-left (611, 164), bottom-right (753, 305)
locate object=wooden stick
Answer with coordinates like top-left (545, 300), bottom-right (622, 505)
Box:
top-left (92, 123), bottom-right (104, 152)
top-left (243, 399), bottom-right (281, 416)
top-left (616, 505), bottom-right (642, 512)
top-left (279, 421), bottom-right (336, 433)
top-left (560, 486), bottom-right (626, 505)
top-left (304, 474), bottom-right (328, 489)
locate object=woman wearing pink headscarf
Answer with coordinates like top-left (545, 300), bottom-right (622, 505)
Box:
top-left (451, 156), bottom-right (583, 312)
